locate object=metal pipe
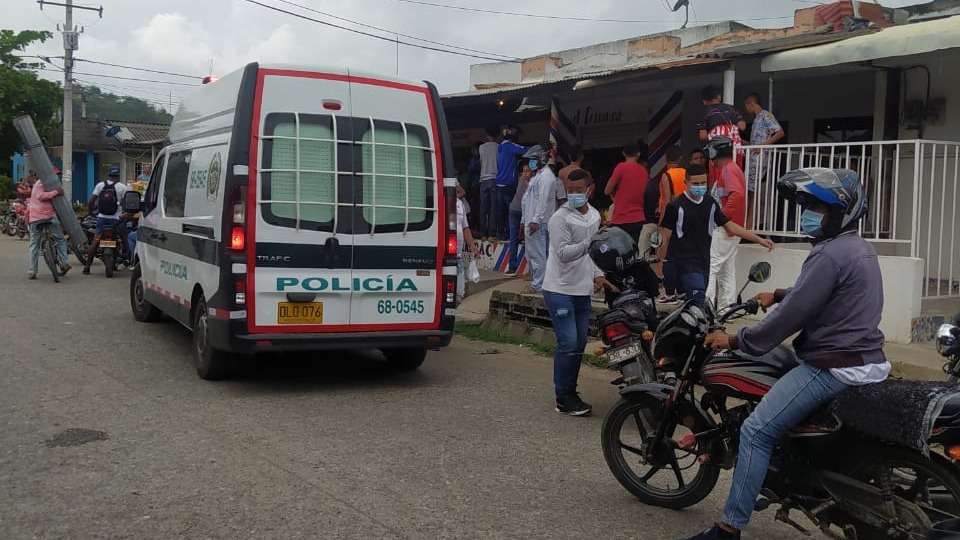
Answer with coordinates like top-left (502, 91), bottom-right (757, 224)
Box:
top-left (723, 66), bottom-right (736, 105)
top-left (13, 115), bottom-right (86, 250)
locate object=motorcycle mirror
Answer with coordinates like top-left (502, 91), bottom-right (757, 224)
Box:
top-left (748, 262), bottom-right (772, 283)
top-left (121, 190), bottom-right (142, 214)
top-left (649, 231), bottom-right (662, 250)
top-left (937, 324), bottom-right (959, 357)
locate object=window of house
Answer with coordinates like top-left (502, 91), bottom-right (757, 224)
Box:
top-left (163, 151), bottom-right (191, 218)
top-left (261, 113), bottom-right (337, 231)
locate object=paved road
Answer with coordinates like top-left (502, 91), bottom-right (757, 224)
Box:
top-left (0, 235), bottom-right (812, 539)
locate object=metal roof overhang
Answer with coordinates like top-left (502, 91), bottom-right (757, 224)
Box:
top-left (441, 57), bottom-right (728, 107)
top-left (761, 16), bottom-right (960, 72)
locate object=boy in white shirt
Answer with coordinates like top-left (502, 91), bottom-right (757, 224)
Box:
top-left (543, 169), bottom-right (617, 416)
top-left (456, 181), bottom-right (480, 302)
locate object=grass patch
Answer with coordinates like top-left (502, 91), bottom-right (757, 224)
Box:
top-left (454, 321), bottom-right (609, 369)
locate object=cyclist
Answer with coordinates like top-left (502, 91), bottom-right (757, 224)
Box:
top-left (83, 166), bottom-right (130, 275)
top-left (26, 176), bottom-right (70, 279)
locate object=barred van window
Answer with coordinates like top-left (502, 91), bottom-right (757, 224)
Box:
top-left (261, 113), bottom-right (337, 230)
top-left (358, 120), bottom-right (434, 233)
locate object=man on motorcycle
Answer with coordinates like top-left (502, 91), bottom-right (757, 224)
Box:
top-left (82, 166), bottom-right (130, 275)
top-left (681, 168), bottom-right (891, 540)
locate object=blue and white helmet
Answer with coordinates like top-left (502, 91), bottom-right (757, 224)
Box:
top-left (777, 168), bottom-right (867, 231)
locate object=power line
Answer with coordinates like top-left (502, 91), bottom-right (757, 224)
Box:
top-left (364, 0), bottom-right (794, 23)
top-left (40, 58), bottom-right (200, 86)
top-left (273, 0), bottom-right (517, 60)
top-left (238, 0), bottom-right (520, 62)
top-left (73, 58), bottom-right (203, 79)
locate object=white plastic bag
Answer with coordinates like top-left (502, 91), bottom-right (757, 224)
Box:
top-left (466, 258), bottom-right (480, 283)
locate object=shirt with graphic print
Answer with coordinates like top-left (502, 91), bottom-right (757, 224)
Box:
top-left (750, 109), bottom-right (783, 145)
top-left (660, 193), bottom-right (729, 274)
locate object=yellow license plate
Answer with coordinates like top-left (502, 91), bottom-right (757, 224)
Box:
top-left (100, 240), bottom-right (117, 248)
top-left (278, 302), bottom-right (323, 324)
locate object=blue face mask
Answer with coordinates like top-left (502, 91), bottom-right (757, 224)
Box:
top-left (800, 209), bottom-right (825, 237)
top-left (689, 185), bottom-right (708, 198)
top-left (528, 159), bottom-right (539, 171)
top-left (567, 193), bottom-right (588, 209)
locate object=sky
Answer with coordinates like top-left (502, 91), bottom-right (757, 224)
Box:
top-left (7, 0), bottom-right (923, 113)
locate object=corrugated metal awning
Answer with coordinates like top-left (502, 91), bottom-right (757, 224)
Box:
top-left (762, 16), bottom-right (960, 72)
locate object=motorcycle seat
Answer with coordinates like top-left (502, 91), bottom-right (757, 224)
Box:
top-left (32, 218), bottom-right (54, 227)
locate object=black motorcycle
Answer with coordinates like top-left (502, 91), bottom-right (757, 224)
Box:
top-left (81, 214), bottom-right (136, 278)
top-left (940, 313), bottom-right (960, 384)
top-left (601, 262), bottom-right (960, 539)
top-left (594, 256), bottom-right (662, 387)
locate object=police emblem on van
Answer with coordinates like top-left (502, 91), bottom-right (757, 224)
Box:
top-left (277, 276), bottom-right (418, 292)
top-left (207, 152), bottom-right (221, 201)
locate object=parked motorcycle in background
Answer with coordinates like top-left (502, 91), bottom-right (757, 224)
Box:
top-left (601, 262), bottom-right (960, 539)
top-left (940, 312), bottom-right (960, 383)
top-left (5, 200), bottom-right (27, 238)
top-left (589, 227), bottom-right (663, 387)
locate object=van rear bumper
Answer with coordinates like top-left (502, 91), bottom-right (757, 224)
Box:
top-left (210, 317), bottom-right (455, 353)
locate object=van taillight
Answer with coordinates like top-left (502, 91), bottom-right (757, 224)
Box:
top-left (444, 278), bottom-right (456, 305)
top-left (233, 202), bottom-right (245, 225)
top-left (230, 227), bottom-right (245, 251)
top-left (235, 278), bottom-right (246, 306)
top-left (447, 235), bottom-right (458, 257)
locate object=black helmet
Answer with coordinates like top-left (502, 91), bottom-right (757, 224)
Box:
top-left (704, 136), bottom-right (734, 160)
top-left (589, 226), bottom-right (638, 273)
top-left (777, 168), bottom-right (867, 236)
top-left (653, 301), bottom-right (709, 361)
top-left (501, 125), bottom-right (518, 141)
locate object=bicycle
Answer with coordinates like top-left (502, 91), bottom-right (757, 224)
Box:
top-left (34, 218), bottom-right (65, 283)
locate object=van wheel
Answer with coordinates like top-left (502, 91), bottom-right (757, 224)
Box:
top-left (130, 265), bottom-right (162, 322)
top-left (192, 297), bottom-right (234, 380)
top-left (382, 348), bottom-right (427, 371)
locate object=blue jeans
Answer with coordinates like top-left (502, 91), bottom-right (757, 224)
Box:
top-left (722, 363), bottom-right (849, 529)
top-left (479, 180), bottom-right (496, 237)
top-left (28, 218), bottom-right (69, 275)
top-left (127, 231), bottom-right (137, 259)
top-left (494, 184), bottom-right (515, 239)
top-left (678, 272), bottom-right (707, 307)
top-left (525, 224), bottom-right (548, 291)
top-left (507, 209), bottom-right (523, 272)
top-left (542, 291), bottom-right (592, 398)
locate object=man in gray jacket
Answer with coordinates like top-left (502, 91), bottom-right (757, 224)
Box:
top-left (681, 168), bottom-right (890, 540)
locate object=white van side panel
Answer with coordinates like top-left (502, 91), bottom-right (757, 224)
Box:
top-left (144, 137), bottom-right (229, 320)
top-left (168, 69), bottom-right (245, 144)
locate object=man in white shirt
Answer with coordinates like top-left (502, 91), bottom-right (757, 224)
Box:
top-left (520, 145), bottom-right (558, 293)
top-left (543, 169), bottom-right (617, 416)
top-left (456, 181), bottom-right (480, 302)
top-left (83, 166), bottom-right (131, 275)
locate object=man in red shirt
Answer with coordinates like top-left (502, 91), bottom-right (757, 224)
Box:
top-left (603, 143), bottom-right (648, 242)
top-left (705, 136), bottom-right (748, 310)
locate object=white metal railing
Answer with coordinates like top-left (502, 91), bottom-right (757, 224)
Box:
top-left (741, 139), bottom-right (960, 299)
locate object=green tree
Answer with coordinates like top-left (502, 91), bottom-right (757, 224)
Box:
top-left (78, 85), bottom-right (173, 124)
top-left (0, 30), bottom-right (62, 176)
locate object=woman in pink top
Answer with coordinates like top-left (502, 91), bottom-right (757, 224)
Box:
top-left (26, 177), bottom-right (70, 279)
top-left (603, 142), bottom-right (649, 242)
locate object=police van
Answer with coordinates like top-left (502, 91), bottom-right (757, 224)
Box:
top-left (129, 63), bottom-right (459, 379)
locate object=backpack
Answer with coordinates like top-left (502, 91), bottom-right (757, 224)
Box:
top-left (98, 181), bottom-right (119, 215)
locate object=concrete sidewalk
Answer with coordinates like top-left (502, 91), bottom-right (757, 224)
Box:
top-left (456, 276), bottom-right (949, 380)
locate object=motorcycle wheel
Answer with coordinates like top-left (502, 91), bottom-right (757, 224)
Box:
top-left (5, 215), bottom-right (15, 236)
top-left (601, 396), bottom-right (720, 510)
top-left (839, 445), bottom-right (960, 539)
top-left (0, 213), bottom-right (8, 234)
top-left (103, 248), bottom-right (114, 278)
top-left (16, 220), bottom-right (26, 239)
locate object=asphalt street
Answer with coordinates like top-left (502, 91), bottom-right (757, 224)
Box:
top-left (0, 234), bottom-right (813, 539)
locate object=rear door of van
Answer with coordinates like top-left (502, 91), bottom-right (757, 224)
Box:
top-left (347, 76), bottom-right (442, 329)
top-left (248, 68), bottom-right (443, 334)
top-left (249, 68), bottom-right (355, 333)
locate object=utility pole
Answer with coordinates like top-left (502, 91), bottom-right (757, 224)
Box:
top-left (39, 0), bottom-right (103, 202)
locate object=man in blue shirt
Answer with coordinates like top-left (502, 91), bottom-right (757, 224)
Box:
top-left (494, 125), bottom-right (527, 241)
